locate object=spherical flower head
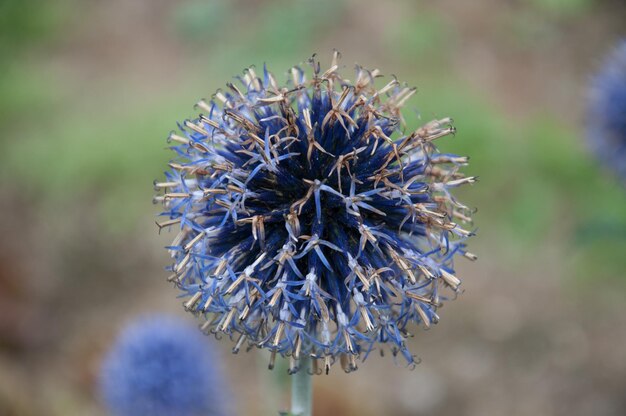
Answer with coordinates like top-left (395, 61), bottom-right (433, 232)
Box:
top-left (99, 315), bottom-right (228, 416)
top-left (155, 52), bottom-right (476, 374)
top-left (588, 40), bottom-right (626, 182)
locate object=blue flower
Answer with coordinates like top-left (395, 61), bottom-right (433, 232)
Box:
top-left (588, 40), bottom-right (626, 182)
top-left (155, 52), bottom-right (476, 374)
top-left (99, 315), bottom-right (229, 416)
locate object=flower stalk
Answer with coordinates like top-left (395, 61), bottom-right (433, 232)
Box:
top-left (291, 357), bottom-right (312, 416)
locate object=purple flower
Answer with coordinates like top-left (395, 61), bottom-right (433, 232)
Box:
top-left (588, 40), bottom-right (626, 182)
top-left (100, 315), bottom-right (229, 416)
top-left (154, 52), bottom-right (476, 374)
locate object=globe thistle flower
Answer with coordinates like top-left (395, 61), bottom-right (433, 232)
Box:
top-left (154, 52), bottom-right (476, 374)
top-left (99, 315), bottom-right (229, 416)
top-left (588, 40), bottom-right (626, 181)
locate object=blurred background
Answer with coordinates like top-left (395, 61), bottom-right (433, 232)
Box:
top-left (1, 0), bottom-right (626, 415)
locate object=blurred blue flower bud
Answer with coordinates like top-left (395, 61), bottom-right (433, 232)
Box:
top-left (100, 314), bottom-right (229, 416)
top-left (588, 40), bottom-right (626, 182)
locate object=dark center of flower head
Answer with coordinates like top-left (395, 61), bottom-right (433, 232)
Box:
top-left (154, 52), bottom-right (476, 374)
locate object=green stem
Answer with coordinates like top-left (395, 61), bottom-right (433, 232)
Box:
top-left (290, 357), bottom-right (312, 416)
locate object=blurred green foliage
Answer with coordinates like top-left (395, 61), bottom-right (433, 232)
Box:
top-left (384, 9), bottom-right (453, 61)
top-left (408, 81), bottom-right (626, 278)
top-left (0, 63), bottom-right (62, 127)
top-left (252, 0), bottom-right (342, 56)
top-left (172, 0), bottom-right (345, 71)
top-left (172, 0), bottom-right (232, 42)
top-left (0, 0), bottom-right (74, 127)
top-left (0, 0), bottom-right (70, 53)
top-left (530, 0), bottom-right (593, 17)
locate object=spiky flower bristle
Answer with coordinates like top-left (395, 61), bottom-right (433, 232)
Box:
top-left (154, 52), bottom-right (476, 374)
